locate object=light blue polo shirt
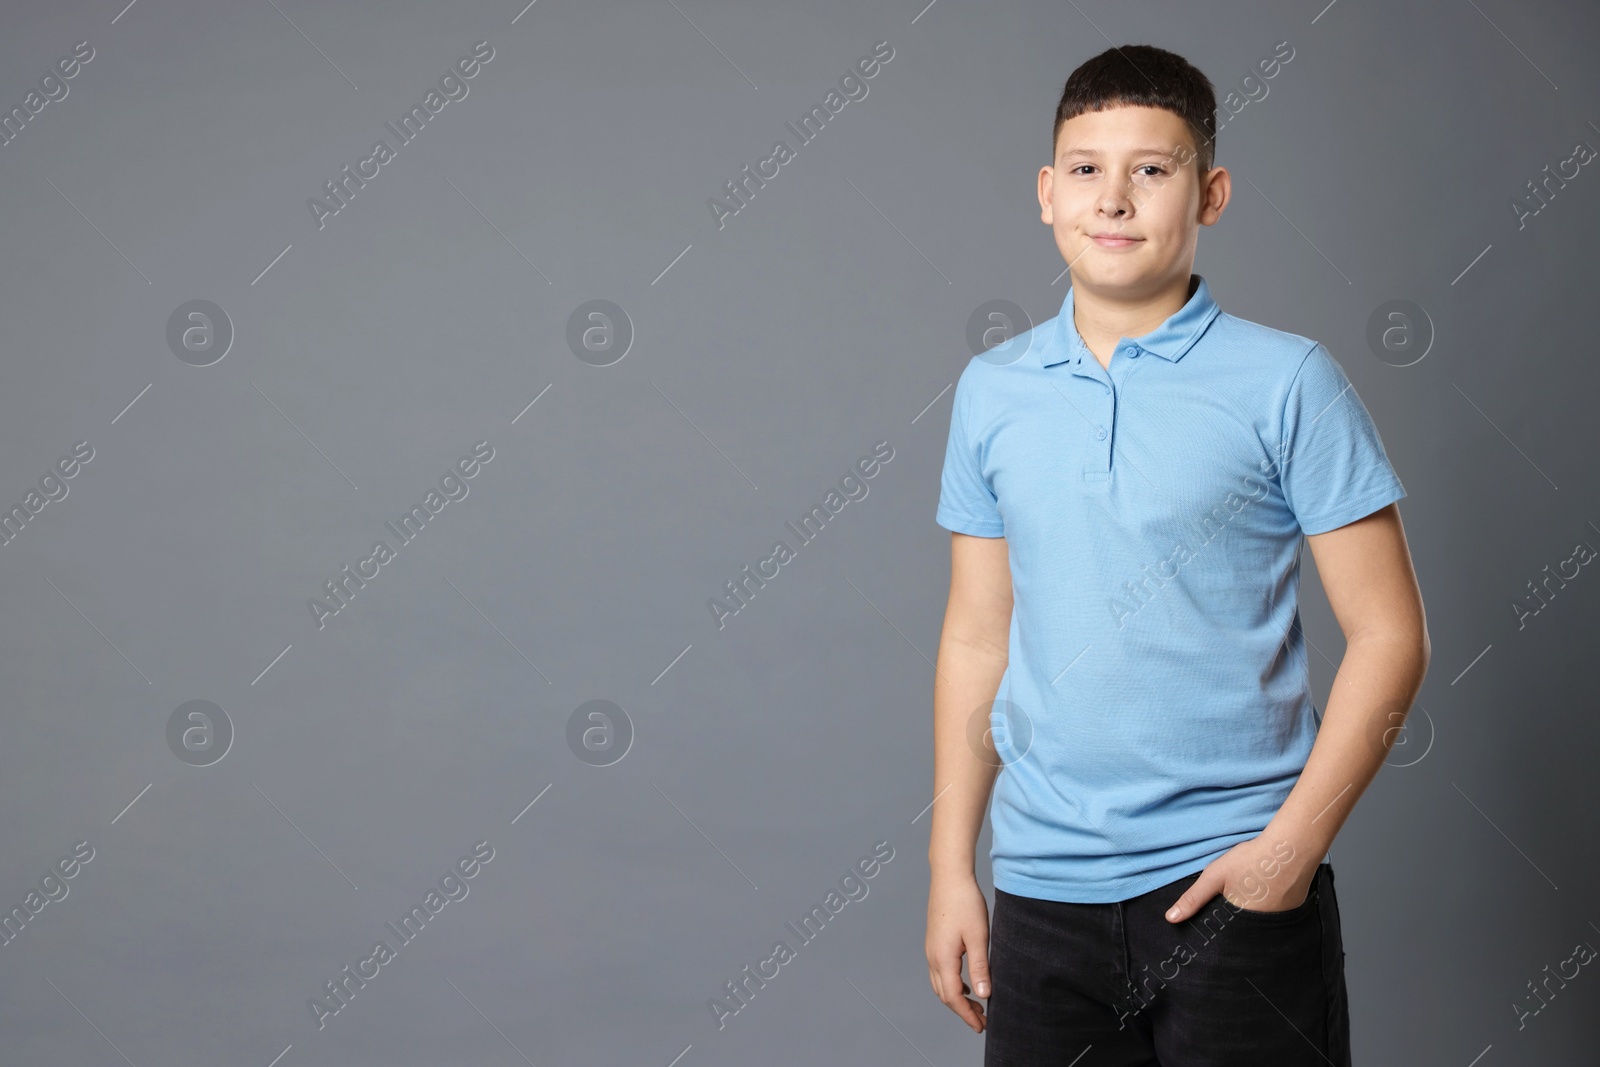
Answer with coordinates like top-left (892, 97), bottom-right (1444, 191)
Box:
top-left (937, 274), bottom-right (1407, 903)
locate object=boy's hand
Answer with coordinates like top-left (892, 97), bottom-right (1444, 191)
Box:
top-left (926, 872), bottom-right (991, 1033)
top-left (1161, 834), bottom-right (1314, 922)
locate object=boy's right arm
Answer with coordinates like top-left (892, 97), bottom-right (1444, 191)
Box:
top-left (926, 530), bottom-right (1012, 1034)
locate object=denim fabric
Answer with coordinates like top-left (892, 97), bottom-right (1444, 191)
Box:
top-left (984, 862), bottom-right (1350, 1066)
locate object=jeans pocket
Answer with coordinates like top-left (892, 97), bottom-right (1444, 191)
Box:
top-left (1224, 865), bottom-right (1323, 924)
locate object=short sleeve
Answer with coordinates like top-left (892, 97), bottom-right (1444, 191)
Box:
top-left (935, 369), bottom-right (1005, 537)
top-left (1277, 344), bottom-right (1407, 536)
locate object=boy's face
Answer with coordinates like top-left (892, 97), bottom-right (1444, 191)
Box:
top-left (1039, 105), bottom-right (1228, 296)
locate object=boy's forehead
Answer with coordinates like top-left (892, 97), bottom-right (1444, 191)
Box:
top-left (1057, 105), bottom-right (1194, 155)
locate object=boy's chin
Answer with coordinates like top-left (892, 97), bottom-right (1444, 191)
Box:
top-left (1071, 260), bottom-right (1165, 287)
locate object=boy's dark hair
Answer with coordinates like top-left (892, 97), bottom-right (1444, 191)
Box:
top-left (1053, 44), bottom-right (1217, 176)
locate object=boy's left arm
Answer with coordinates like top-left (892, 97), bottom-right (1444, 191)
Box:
top-left (1165, 502), bottom-right (1430, 921)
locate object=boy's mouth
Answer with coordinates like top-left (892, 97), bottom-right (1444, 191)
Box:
top-left (1088, 231), bottom-right (1142, 249)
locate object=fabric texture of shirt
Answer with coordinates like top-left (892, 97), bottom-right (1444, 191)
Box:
top-left (936, 274), bottom-right (1407, 903)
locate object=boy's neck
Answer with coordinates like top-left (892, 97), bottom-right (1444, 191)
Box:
top-left (1071, 272), bottom-right (1199, 370)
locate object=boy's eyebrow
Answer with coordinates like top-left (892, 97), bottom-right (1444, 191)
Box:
top-left (1058, 146), bottom-right (1182, 160)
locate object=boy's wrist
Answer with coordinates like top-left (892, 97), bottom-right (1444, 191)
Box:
top-left (1262, 815), bottom-right (1331, 863)
top-left (928, 852), bottom-right (977, 880)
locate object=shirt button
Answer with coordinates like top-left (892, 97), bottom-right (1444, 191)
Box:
top-left (1096, 427), bottom-right (1107, 440)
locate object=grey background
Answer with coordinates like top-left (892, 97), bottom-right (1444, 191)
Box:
top-left (0, 0), bottom-right (1596, 1064)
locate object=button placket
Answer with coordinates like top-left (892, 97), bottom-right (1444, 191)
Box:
top-left (1097, 344), bottom-right (1154, 477)
top-left (1065, 332), bottom-right (1115, 483)
top-left (1086, 377), bottom-right (1114, 477)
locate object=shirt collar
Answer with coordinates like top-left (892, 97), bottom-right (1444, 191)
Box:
top-left (1041, 274), bottom-right (1221, 367)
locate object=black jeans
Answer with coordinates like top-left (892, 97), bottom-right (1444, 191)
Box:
top-left (984, 862), bottom-right (1350, 1066)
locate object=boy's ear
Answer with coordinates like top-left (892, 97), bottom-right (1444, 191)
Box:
top-left (1199, 166), bottom-right (1231, 224)
top-left (1038, 166), bottom-right (1056, 224)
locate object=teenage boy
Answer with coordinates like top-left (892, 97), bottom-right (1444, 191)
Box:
top-left (925, 44), bottom-right (1429, 1066)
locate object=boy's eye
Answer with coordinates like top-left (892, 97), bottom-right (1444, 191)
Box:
top-left (1069, 164), bottom-right (1167, 176)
